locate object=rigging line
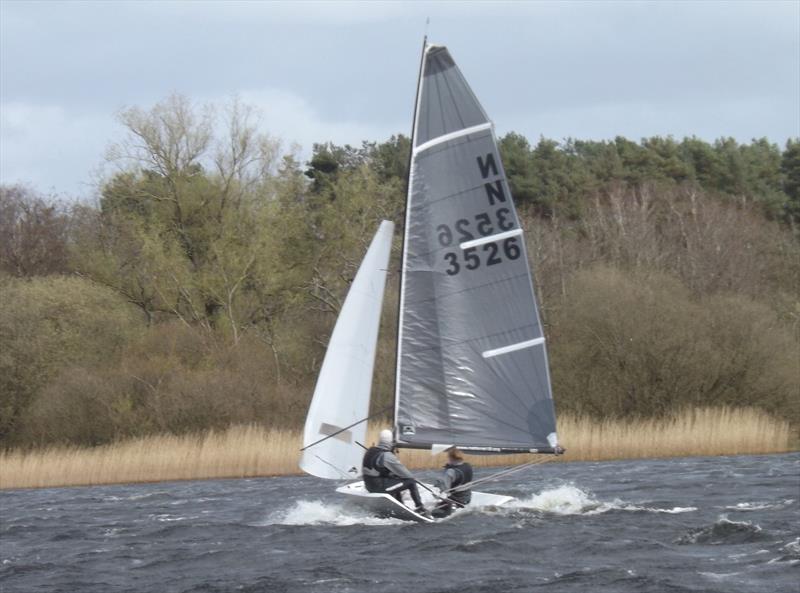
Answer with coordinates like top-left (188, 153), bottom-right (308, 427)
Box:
top-left (442, 459), bottom-right (546, 495)
top-left (316, 455), bottom-right (354, 480)
top-left (414, 479), bottom-right (465, 509)
top-left (314, 454), bottom-right (352, 480)
top-left (299, 405), bottom-right (393, 451)
top-left (443, 457), bottom-right (552, 495)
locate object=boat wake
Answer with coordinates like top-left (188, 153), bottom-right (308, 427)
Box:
top-left (261, 499), bottom-right (406, 526)
top-left (500, 485), bottom-right (697, 516)
top-left (264, 486), bottom-right (700, 526)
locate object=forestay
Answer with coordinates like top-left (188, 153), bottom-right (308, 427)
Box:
top-left (395, 45), bottom-right (558, 453)
top-left (300, 220), bottom-right (394, 479)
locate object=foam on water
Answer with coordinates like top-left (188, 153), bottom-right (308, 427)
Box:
top-left (724, 499), bottom-right (795, 512)
top-left (505, 485), bottom-right (697, 516)
top-left (698, 571), bottom-right (743, 581)
top-left (768, 537), bottom-right (800, 565)
top-left (507, 484), bottom-right (601, 515)
top-left (263, 485), bottom-right (691, 525)
top-left (261, 499), bottom-right (405, 526)
top-left (147, 513), bottom-right (197, 523)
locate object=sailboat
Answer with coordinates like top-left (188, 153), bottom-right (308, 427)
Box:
top-left (299, 42), bottom-right (560, 523)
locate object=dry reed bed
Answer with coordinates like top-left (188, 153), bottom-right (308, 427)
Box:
top-left (0, 408), bottom-right (792, 490)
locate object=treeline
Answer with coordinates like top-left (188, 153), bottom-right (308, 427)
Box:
top-left (499, 134), bottom-right (800, 225)
top-left (1, 94), bottom-right (798, 449)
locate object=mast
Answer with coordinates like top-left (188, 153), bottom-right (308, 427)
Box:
top-left (392, 36), bottom-right (427, 441)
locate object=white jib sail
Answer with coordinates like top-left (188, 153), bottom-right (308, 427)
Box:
top-left (299, 220), bottom-right (395, 479)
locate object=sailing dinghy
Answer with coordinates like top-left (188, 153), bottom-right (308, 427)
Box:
top-left (299, 42), bottom-right (560, 523)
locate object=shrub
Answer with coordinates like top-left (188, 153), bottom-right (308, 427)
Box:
top-left (0, 275), bottom-right (141, 445)
top-left (549, 267), bottom-right (799, 425)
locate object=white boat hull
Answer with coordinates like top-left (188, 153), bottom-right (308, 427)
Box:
top-left (335, 481), bottom-right (513, 523)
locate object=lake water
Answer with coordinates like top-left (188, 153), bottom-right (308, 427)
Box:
top-left (1, 453), bottom-right (798, 592)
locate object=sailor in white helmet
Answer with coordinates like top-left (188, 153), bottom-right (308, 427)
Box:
top-left (362, 428), bottom-right (430, 518)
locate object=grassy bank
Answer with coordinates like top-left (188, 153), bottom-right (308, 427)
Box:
top-left (0, 408), bottom-right (792, 490)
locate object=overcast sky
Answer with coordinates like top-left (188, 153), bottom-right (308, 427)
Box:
top-left (1, 0), bottom-right (798, 199)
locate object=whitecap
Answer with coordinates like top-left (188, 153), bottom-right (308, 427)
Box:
top-left (783, 537), bottom-right (800, 553)
top-left (768, 537), bottom-right (800, 564)
top-left (259, 499), bottom-right (406, 526)
top-left (506, 485), bottom-right (603, 515)
top-left (505, 485), bottom-right (697, 516)
top-left (147, 513), bottom-right (195, 523)
top-left (699, 571), bottom-right (742, 581)
top-left (724, 499), bottom-right (795, 512)
top-left (618, 504), bottom-right (697, 514)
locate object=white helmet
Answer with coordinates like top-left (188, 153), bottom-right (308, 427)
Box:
top-left (379, 429), bottom-right (394, 446)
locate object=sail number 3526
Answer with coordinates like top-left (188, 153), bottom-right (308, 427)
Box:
top-left (437, 209), bottom-right (520, 276)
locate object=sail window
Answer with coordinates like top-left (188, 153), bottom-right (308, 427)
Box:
top-left (319, 422), bottom-right (353, 444)
top-left (482, 337), bottom-right (545, 359)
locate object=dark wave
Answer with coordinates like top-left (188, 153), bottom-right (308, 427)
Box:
top-left (676, 517), bottom-right (767, 545)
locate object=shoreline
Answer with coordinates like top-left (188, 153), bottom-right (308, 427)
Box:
top-left (2, 450), bottom-right (797, 493)
top-left (1, 408), bottom-right (792, 491)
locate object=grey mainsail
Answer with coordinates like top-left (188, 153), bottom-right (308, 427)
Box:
top-left (394, 44), bottom-right (558, 453)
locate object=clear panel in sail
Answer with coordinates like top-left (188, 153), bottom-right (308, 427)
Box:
top-left (300, 220), bottom-right (394, 479)
top-left (395, 46), bottom-right (556, 452)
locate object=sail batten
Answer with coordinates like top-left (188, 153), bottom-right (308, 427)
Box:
top-left (460, 228), bottom-right (523, 250)
top-left (414, 122), bottom-right (493, 154)
top-left (482, 337), bottom-right (546, 359)
top-left (395, 44), bottom-right (557, 452)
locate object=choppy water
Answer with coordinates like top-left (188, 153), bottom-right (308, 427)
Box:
top-left (1, 454), bottom-right (798, 593)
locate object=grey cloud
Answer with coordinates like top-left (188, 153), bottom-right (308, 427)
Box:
top-left (1, 0), bottom-right (797, 196)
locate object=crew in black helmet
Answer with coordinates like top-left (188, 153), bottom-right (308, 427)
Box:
top-left (362, 429), bottom-right (430, 518)
top-left (433, 447), bottom-right (473, 518)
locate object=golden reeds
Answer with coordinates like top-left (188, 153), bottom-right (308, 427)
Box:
top-left (0, 408), bottom-right (792, 490)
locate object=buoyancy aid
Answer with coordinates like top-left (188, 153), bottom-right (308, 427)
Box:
top-left (445, 461), bottom-right (473, 505)
top-left (362, 446), bottom-right (392, 491)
